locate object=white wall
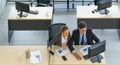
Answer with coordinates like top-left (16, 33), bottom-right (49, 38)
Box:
top-left (0, 0), bottom-right (6, 19)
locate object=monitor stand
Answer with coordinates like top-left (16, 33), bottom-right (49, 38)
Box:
top-left (90, 54), bottom-right (103, 63)
top-left (18, 11), bottom-right (28, 17)
top-left (99, 8), bottom-right (110, 15)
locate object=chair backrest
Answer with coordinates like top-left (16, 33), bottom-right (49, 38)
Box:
top-left (48, 23), bottom-right (66, 41)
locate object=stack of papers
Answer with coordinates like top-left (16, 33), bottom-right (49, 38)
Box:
top-left (80, 46), bottom-right (90, 56)
top-left (56, 48), bottom-right (69, 56)
top-left (30, 50), bottom-right (42, 64)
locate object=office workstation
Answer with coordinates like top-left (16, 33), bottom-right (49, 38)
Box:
top-left (49, 45), bottom-right (106, 65)
top-left (8, 1), bottom-right (53, 43)
top-left (0, 0), bottom-right (120, 65)
top-left (0, 42), bottom-right (106, 65)
top-left (0, 46), bottom-right (105, 65)
top-left (76, 1), bottom-right (120, 38)
top-left (77, 5), bottom-right (120, 38)
top-left (0, 46), bottom-right (49, 65)
top-left (77, 5), bottom-right (120, 29)
top-left (48, 21), bottom-right (106, 65)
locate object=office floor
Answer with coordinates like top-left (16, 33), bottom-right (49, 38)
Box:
top-left (0, 2), bottom-right (120, 65)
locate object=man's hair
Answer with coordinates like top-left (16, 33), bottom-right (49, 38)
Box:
top-left (60, 25), bottom-right (69, 32)
top-left (78, 21), bottom-right (87, 29)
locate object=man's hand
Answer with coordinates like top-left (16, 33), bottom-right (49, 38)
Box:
top-left (74, 52), bottom-right (81, 60)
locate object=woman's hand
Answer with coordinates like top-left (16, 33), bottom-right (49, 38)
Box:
top-left (62, 43), bottom-right (67, 49)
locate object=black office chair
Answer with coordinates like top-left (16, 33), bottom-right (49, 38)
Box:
top-left (36, 0), bottom-right (52, 7)
top-left (88, 0), bottom-right (100, 6)
top-left (48, 23), bottom-right (66, 42)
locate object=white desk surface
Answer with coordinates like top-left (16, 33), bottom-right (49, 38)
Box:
top-left (77, 5), bottom-right (120, 19)
top-left (0, 46), bottom-right (49, 65)
top-left (50, 45), bottom-right (106, 65)
top-left (8, 7), bottom-right (53, 20)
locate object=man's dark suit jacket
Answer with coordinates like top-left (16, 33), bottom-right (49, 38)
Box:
top-left (48, 33), bottom-right (70, 47)
top-left (68, 29), bottom-right (100, 52)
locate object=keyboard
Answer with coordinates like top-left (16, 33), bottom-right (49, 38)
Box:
top-left (30, 10), bottom-right (39, 14)
top-left (83, 54), bottom-right (89, 59)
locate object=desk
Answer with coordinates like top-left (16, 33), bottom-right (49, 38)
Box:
top-left (0, 46), bottom-right (48, 65)
top-left (77, 5), bottom-right (120, 39)
top-left (50, 45), bottom-right (106, 65)
top-left (8, 7), bottom-right (53, 43)
top-left (77, 5), bottom-right (120, 29)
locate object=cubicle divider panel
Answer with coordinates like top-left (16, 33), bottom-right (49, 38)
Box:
top-left (77, 19), bottom-right (120, 29)
top-left (8, 20), bottom-right (51, 30)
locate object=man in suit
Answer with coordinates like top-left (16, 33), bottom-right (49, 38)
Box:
top-left (68, 21), bottom-right (100, 60)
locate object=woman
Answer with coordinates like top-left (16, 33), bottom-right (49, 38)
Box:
top-left (47, 25), bottom-right (70, 50)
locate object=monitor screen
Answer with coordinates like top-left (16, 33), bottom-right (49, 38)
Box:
top-left (37, 0), bottom-right (50, 4)
top-left (88, 40), bottom-right (106, 58)
top-left (98, 0), bottom-right (112, 11)
top-left (15, 1), bottom-right (30, 13)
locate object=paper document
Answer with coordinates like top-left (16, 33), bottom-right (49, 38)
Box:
top-left (56, 48), bottom-right (69, 56)
top-left (80, 46), bottom-right (91, 56)
top-left (30, 50), bottom-right (42, 64)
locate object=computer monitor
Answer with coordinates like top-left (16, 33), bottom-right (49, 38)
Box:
top-left (88, 40), bottom-right (106, 63)
top-left (15, 1), bottom-right (30, 17)
top-left (97, 0), bottom-right (112, 14)
top-left (89, 40), bottom-right (106, 57)
top-left (94, 0), bottom-right (101, 5)
top-left (37, 0), bottom-right (50, 5)
top-left (92, 0), bottom-right (112, 15)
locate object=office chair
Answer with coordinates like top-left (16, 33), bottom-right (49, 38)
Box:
top-left (48, 23), bottom-right (66, 42)
top-left (36, 0), bottom-right (52, 7)
top-left (88, 0), bottom-right (100, 6)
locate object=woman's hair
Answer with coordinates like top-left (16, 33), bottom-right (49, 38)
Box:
top-left (60, 25), bottom-right (69, 32)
